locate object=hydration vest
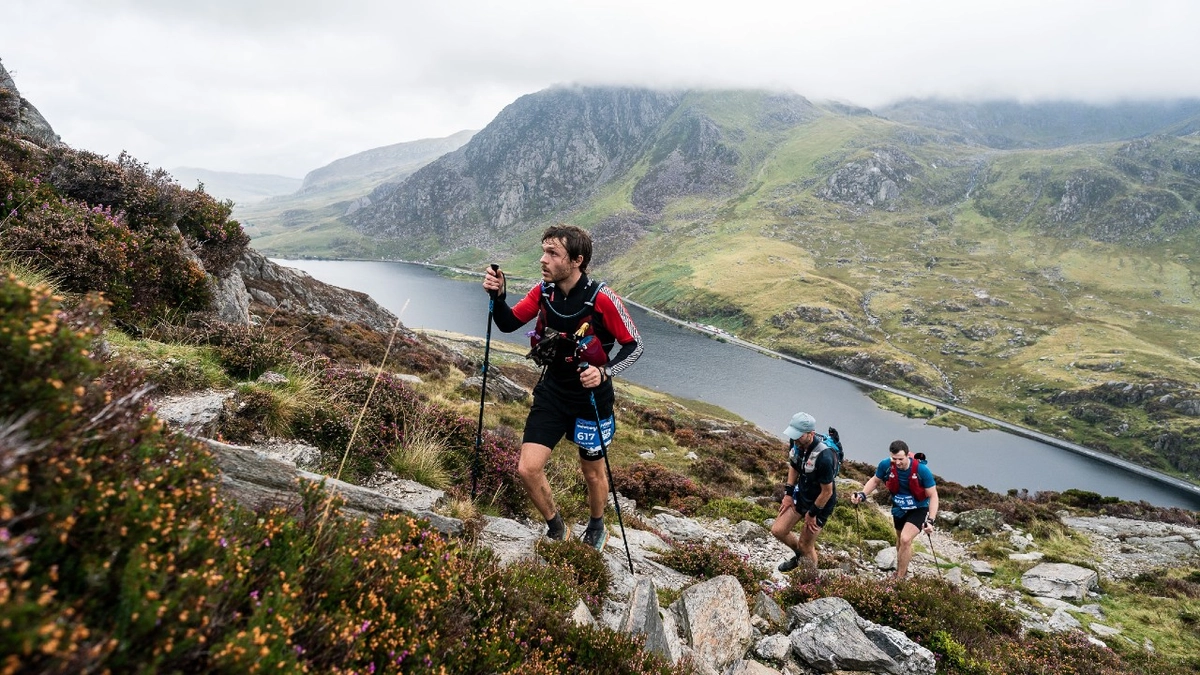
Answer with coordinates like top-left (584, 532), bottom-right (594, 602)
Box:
top-left (527, 280), bottom-right (610, 368)
top-left (885, 457), bottom-right (928, 501)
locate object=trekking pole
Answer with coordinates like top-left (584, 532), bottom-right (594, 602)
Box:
top-left (925, 527), bottom-right (945, 579)
top-left (588, 388), bottom-right (635, 575)
top-left (472, 264), bottom-right (500, 501)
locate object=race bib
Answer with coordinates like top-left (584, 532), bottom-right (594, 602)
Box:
top-left (574, 415), bottom-right (615, 454)
top-left (894, 494), bottom-right (918, 510)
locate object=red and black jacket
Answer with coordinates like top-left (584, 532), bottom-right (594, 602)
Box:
top-left (492, 273), bottom-right (642, 393)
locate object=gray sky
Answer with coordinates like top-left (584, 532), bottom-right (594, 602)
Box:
top-left (6, 0), bottom-right (1200, 178)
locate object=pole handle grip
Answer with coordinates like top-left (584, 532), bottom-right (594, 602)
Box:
top-left (487, 263), bottom-right (502, 298)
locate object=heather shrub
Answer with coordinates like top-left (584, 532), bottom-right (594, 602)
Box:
top-left (536, 538), bottom-right (612, 613)
top-left (611, 461), bottom-right (713, 514)
top-left (688, 456), bottom-right (745, 494)
top-left (0, 149), bottom-right (220, 326)
top-left (0, 274), bottom-right (106, 437)
top-left (264, 309), bottom-right (462, 377)
top-left (656, 540), bottom-right (769, 595)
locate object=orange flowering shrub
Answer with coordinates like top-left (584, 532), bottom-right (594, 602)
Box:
top-left (0, 273), bottom-right (683, 673)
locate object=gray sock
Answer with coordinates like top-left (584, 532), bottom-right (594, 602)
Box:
top-left (587, 516), bottom-right (604, 531)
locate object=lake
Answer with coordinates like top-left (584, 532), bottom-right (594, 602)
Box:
top-left (274, 258), bottom-right (1200, 510)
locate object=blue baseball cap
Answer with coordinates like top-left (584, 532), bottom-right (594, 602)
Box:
top-left (782, 412), bottom-right (816, 440)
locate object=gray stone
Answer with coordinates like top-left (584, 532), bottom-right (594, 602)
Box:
top-left (1078, 604), bottom-right (1105, 618)
top-left (1048, 608), bottom-right (1082, 632)
top-left (788, 597), bottom-right (919, 674)
top-left (0, 59), bottom-right (63, 148)
top-left (210, 263), bottom-right (251, 325)
top-left (969, 560), bottom-right (995, 575)
top-left (153, 390), bottom-right (234, 436)
top-left (1021, 562), bottom-right (1100, 601)
top-left (737, 520), bottom-right (769, 542)
top-left (752, 591), bottom-right (787, 628)
top-left (206, 438), bottom-right (461, 535)
top-left (1089, 622), bottom-right (1122, 637)
top-left (1009, 552), bottom-right (1045, 562)
top-left (241, 249), bottom-right (407, 335)
top-left (460, 373), bottom-right (529, 403)
top-left (571, 599), bottom-right (596, 627)
top-left (670, 575), bottom-right (753, 673)
top-left (476, 516), bottom-right (541, 566)
top-left (723, 660), bottom-right (780, 675)
top-left (753, 634), bottom-right (791, 662)
top-left (1033, 596), bottom-right (1078, 613)
top-left (256, 370), bottom-right (289, 385)
top-left (655, 512), bottom-right (718, 541)
top-left (875, 546), bottom-right (898, 570)
top-left (620, 578), bottom-right (675, 662)
top-left (955, 508), bottom-right (1005, 534)
top-left (857, 619), bottom-right (938, 675)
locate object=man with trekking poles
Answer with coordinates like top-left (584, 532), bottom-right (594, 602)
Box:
top-left (481, 224), bottom-right (642, 551)
top-left (771, 412), bottom-right (839, 573)
top-left (851, 440), bottom-right (939, 579)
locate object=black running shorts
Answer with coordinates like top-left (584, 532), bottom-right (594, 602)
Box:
top-left (794, 496), bottom-right (837, 527)
top-left (893, 507), bottom-right (930, 532)
top-left (522, 381), bottom-right (614, 461)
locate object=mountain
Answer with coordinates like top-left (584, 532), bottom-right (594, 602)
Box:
top-left (170, 166), bottom-right (302, 204)
top-left (236, 131), bottom-right (476, 258)
top-left (876, 98), bottom-right (1200, 149)
top-left (337, 86), bottom-right (1200, 482)
top-left (299, 129), bottom-right (476, 193)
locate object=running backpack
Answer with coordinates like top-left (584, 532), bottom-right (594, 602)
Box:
top-left (885, 452), bottom-right (928, 501)
top-left (822, 427), bottom-right (844, 477)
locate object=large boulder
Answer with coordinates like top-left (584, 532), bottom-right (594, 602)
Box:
top-left (788, 597), bottom-right (935, 675)
top-left (1021, 562), bottom-right (1100, 601)
top-left (669, 575), bottom-right (753, 674)
top-left (0, 58), bottom-right (62, 148)
top-left (955, 508), bottom-right (1005, 534)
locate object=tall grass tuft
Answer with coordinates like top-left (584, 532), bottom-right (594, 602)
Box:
top-left (388, 404), bottom-right (451, 489)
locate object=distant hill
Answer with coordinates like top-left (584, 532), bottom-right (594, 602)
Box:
top-left (876, 98), bottom-right (1200, 149)
top-left (299, 130), bottom-right (476, 193)
top-left (235, 130), bottom-right (475, 257)
top-left (333, 85), bottom-right (1200, 481)
top-left (170, 167), bottom-right (302, 205)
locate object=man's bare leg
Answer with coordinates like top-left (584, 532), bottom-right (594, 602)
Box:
top-left (517, 442), bottom-right (556, 519)
top-left (896, 523), bottom-right (920, 578)
top-left (579, 457), bottom-right (608, 519)
top-left (797, 523), bottom-right (820, 568)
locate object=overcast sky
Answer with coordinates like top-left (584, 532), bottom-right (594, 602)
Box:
top-left (6, 0), bottom-right (1200, 178)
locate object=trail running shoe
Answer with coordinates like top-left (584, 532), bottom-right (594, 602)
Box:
top-left (582, 525), bottom-right (608, 552)
top-left (777, 552), bottom-right (802, 572)
top-left (545, 513), bottom-right (566, 541)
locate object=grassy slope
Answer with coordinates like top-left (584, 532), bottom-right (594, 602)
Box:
top-left (595, 107), bottom-right (1200, 475)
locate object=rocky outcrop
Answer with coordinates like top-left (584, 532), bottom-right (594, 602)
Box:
top-left (817, 146), bottom-right (919, 210)
top-left (206, 438), bottom-right (462, 535)
top-left (630, 112), bottom-right (741, 214)
top-left (222, 247), bottom-right (406, 335)
top-left (349, 86), bottom-right (682, 251)
top-left (0, 58), bottom-right (62, 149)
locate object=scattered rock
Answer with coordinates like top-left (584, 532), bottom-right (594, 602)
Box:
top-left (1021, 563), bottom-right (1100, 601)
